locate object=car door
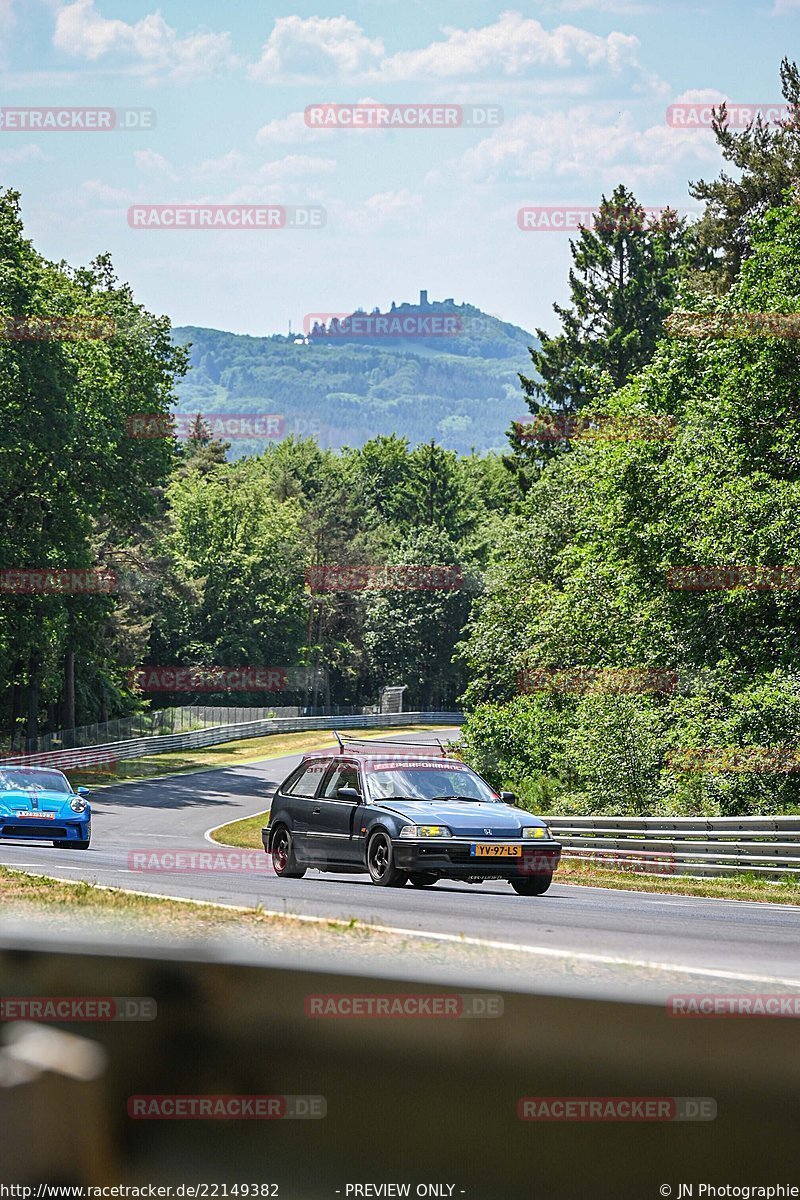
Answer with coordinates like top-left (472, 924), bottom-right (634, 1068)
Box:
top-left (277, 758), bottom-right (330, 865)
top-left (306, 761), bottom-right (363, 867)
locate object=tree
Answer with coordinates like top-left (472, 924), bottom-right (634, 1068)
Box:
top-left (689, 58), bottom-right (800, 291)
top-left (362, 529), bottom-right (473, 708)
top-left (176, 414), bottom-right (229, 476)
top-left (509, 186), bottom-right (687, 484)
top-left (461, 198), bottom-right (800, 814)
top-left (0, 189), bottom-right (186, 745)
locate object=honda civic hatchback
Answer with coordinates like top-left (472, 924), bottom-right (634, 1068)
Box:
top-left (262, 736), bottom-right (561, 895)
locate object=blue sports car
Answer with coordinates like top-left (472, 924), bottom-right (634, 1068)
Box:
top-left (0, 766), bottom-right (91, 849)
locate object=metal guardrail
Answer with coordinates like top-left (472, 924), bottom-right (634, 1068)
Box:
top-left (549, 814), bottom-right (800, 879)
top-left (26, 703), bottom-right (387, 754)
top-left (1, 711), bottom-right (465, 772)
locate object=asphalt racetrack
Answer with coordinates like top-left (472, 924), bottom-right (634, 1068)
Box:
top-left (2, 729), bottom-right (800, 993)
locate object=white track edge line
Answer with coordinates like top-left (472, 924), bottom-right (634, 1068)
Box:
top-left (5, 866), bottom-right (800, 989)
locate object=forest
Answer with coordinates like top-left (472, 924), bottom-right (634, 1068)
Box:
top-left (3, 60), bottom-right (800, 816)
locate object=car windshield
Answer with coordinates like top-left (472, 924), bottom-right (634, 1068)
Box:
top-left (0, 768), bottom-right (71, 794)
top-left (365, 764), bottom-right (498, 803)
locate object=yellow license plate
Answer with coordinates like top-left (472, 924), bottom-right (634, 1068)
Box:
top-left (470, 843), bottom-right (521, 857)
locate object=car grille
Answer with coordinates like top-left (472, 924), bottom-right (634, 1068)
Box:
top-left (1, 824), bottom-right (68, 838)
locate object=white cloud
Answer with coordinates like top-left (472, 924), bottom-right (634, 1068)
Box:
top-left (383, 12), bottom-right (641, 81)
top-left (0, 143), bottom-right (45, 165)
top-left (256, 97), bottom-right (391, 145)
top-left (256, 155), bottom-right (337, 181)
top-left (193, 150), bottom-right (248, 179)
top-left (249, 15), bottom-right (385, 83)
top-left (256, 111), bottom-right (325, 146)
top-left (670, 87), bottom-right (727, 104)
top-left (249, 10), bottom-right (656, 89)
top-left (53, 0), bottom-right (236, 81)
top-left (133, 149), bottom-right (178, 178)
top-left (81, 178), bottom-right (132, 203)
top-left (341, 188), bottom-right (424, 232)
top-left (772, 0), bottom-right (800, 13)
top-left (130, 148), bottom-right (335, 193)
top-left (460, 107), bottom-right (719, 189)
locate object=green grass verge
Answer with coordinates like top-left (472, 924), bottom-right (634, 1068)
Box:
top-left (557, 858), bottom-right (800, 904)
top-left (210, 810), bottom-right (270, 849)
top-left (0, 863), bottom-right (370, 939)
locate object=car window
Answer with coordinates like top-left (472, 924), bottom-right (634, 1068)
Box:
top-left (322, 763), bottom-right (361, 798)
top-left (284, 761), bottom-right (328, 798)
top-left (366, 764), bottom-right (499, 803)
top-left (0, 768), bottom-right (71, 794)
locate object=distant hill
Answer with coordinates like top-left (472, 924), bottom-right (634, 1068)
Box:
top-left (172, 293), bottom-right (539, 456)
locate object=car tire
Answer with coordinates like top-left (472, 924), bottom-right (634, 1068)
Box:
top-left (54, 838), bottom-right (90, 850)
top-left (408, 872), bottom-right (438, 888)
top-left (511, 873), bottom-right (553, 896)
top-left (367, 831), bottom-right (407, 887)
top-left (270, 826), bottom-right (306, 879)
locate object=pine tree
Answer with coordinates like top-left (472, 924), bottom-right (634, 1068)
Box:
top-left (177, 414), bottom-right (229, 476)
top-left (689, 58), bottom-right (800, 291)
top-left (507, 185), bottom-right (686, 483)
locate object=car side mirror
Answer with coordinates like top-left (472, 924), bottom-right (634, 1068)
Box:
top-left (500, 790), bottom-right (518, 805)
top-left (337, 786), bottom-right (361, 804)
top-left (76, 786), bottom-right (90, 796)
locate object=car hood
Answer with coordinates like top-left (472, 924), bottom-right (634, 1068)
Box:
top-left (0, 788), bottom-right (77, 814)
top-left (375, 798), bottom-right (544, 838)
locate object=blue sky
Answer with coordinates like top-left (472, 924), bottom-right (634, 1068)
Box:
top-left (0, 0), bottom-right (797, 336)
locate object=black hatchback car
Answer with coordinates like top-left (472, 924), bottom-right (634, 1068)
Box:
top-left (262, 736), bottom-right (561, 895)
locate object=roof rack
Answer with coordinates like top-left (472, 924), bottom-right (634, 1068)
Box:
top-left (333, 732), bottom-right (448, 758)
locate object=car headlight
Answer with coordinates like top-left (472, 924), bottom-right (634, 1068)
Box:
top-left (522, 825), bottom-right (551, 840)
top-left (399, 824), bottom-right (453, 838)
top-left (70, 797), bottom-right (88, 813)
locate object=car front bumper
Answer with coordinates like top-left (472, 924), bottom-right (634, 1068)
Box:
top-left (0, 814), bottom-right (90, 841)
top-left (392, 837), bottom-right (561, 878)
